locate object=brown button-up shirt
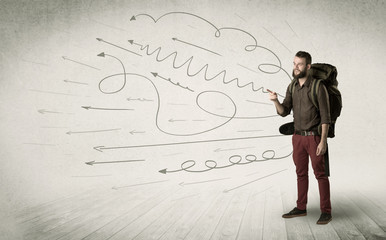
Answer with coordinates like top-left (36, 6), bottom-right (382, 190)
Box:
top-left (279, 76), bottom-right (331, 131)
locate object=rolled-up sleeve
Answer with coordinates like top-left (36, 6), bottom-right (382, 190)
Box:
top-left (279, 85), bottom-right (293, 117)
top-left (318, 84), bottom-right (331, 124)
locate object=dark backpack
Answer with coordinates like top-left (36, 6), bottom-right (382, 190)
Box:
top-left (281, 63), bottom-right (342, 138)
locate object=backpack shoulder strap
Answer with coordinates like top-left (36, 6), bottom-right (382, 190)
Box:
top-left (310, 79), bottom-right (321, 110)
top-left (289, 79), bottom-right (297, 95)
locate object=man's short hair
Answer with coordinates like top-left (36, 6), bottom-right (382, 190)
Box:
top-left (295, 51), bottom-right (312, 65)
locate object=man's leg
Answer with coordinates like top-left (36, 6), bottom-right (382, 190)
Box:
top-left (309, 136), bottom-right (331, 214)
top-left (292, 134), bottom-right (310, 211)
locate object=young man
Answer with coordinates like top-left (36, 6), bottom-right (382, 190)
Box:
top-left (268, 51), bottom-right (332, 224)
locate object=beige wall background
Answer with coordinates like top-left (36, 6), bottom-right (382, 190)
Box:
top-left (1, 0), bottom-right (385, 232)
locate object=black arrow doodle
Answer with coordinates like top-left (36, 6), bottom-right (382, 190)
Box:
top-left (151, 72), bottom-right (194, 92)
top-left (112, 180), bottom-right (169, 190)
top-left (67, 128), bottom-right (121, 135)
top-left (97, 52), bottom-right (128, 94)
top-left (85, 159), bottom-right (145, 165)
top-left (151, 72), bottom-right (169, 81)
top-left (179, 177), bottom-right (230, 187)
top-left (214, 147), bottom-right (254, 152)
top-left (130, 12), bottom-right (220, 34)
top-left (237, 129), bottom-right (264, 133)
top-left (96, 38), bottom-right (142, 57)
top-left (23, 143), bottom-right (56, 146)
top-left (127, 97), bottom-right (153, 102)
top-left (159, 150), bottom-right (292, 174)
top-left (168, 119), bottom-right (187, 122)
top-left (130, 130), bottom-right (145, 135)
top-left (246, 100), bottom-right (272, 105)
top-left (262, 27), bottom-right (292, 53)
top-left (172, 37), bottom-right (222, 56)
top-left (62, 56), bottom-right (100, 70)
top-left (63, 79), bottom-right (89, 85)
top-left (38, 109), bottom-right (62, 114)
top-left (93, 134), bottom-right (286, 152)
top-left (96, 72), bottom-right (273, 137)
top-left (81, 106), bottom-right (134, 111)
top-left (131, 40), bottom-right (283, 94)
top-left (29, 89), bottom-right (79, 97)
top-left (130, 12), bottom-right (261, 51)
top-left (128, 39), bottom-right (143, 48)
top-left (237, 63), bottom-right (260, 74)
top-left (223, 169), bottom-right (287, 193)
top-left (72, 174), bottom-right (112, 178)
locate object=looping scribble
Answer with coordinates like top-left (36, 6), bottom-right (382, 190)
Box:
top-left (98, 53), bottom-right (127, 94)
top-left (97, 72), bottom-right (239, 136)
top-left (161, 150), bottom-right (292, 174)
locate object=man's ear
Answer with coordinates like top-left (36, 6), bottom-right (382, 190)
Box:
top-left (307, 64), bottom-right (311, 70)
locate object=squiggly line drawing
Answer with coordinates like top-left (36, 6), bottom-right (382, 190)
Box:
top-left (131, 12), bottom-right (262, 51)
top-left (132, 41), bottom-right (287, 94)
top-left (158, 150), bottom-right (292, 174)
top-left (129, 12), bottom-right (293, 92)
top-left (151, 72), bottom-right (194, 92)
top-left (97, 52), bottom-right (127, 94)
top-left (129, 39), bottom-right (289, 99)
top-left (97, 72), bottom-right (235, 136)
top-left (96, 51), bottom-right (279, 124)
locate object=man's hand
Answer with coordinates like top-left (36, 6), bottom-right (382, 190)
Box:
top-left (267, 89), bottom-right (278, 102)
top-left (316, 140), bottom-right (327, 156)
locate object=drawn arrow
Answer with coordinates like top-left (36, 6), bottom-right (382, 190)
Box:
top-left (63, 79), bottom-right (89, 85)
top-left (128, 40), bottom-right (143, 47)
top-left (93, 146), bottom-right (104, 152)
top-left (97, 52), bottom-right (127, 94)
top-left (151, 72), bottom-right (194, 92)
top-left (93, 134), bottom-right (286, 152)
top-left (246, 100), bottom-right (272, 105)
top-left (159, 169), bottom-right (178, 174)
top-left (72, 174), bottom-right (112, 178)
top-left (237, 63), bottom-right (260, 74)
top-left (23, 143), bottom-right (56, 146)
top-left (127, 97), bottom-right (153, 102)
top-left (214, 147), bottom-right (254, 152)
top-left (81, 106), bottom-right (134, 111)
top-left (38, 109), bottom-right (62, 114)
top-left (151, 72), bottom-right (169, 81)
top-left (262, 27), bottom-right (292, 53)
top-left (112, 179), bottom-right (169, 190)
top-left (179, 177), bottom-right (230, 187)
top-left (168, 119), bottom-right (187, 122)
top-left (129, 12), bottom-right (220, 33)
top-left (62, 56), bottom-right (100, 70)
top-left (237, 130), bottom-right (264, 133)
top-left (29, 89), bottom-right (79, 97)
top-left (96, 38), bottom-right (142, 57)
top-left (67, 128), bottom-right (121, 135)
top-left (172, 37), bottom-right (221, 56)
top-left (130, 130), bottom-right (145, 135)
top-left (85, 159), bottom-right (145, 165)
top-left (223, 169), bottom-right (287, 193)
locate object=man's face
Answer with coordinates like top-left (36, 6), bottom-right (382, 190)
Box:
top-left (292, 56), bottom-right (309, 79)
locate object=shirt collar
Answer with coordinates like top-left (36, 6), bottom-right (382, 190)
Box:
top-left (294, 74), bottom-right (312, 87)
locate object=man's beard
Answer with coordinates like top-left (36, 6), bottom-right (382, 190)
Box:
top-left (292, 68), bottom-right (308, 79)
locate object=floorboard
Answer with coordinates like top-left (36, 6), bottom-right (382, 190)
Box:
top-left (14, 180), bottom-right (386, 240)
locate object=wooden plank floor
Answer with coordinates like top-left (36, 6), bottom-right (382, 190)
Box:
top-left (14, 180), bottom-right (386, 240)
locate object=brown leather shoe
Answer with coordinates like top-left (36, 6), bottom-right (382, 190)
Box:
top-left (282, 207), bottom-right (307, 218)
top-left (317, 213), bottom-right (332, 224)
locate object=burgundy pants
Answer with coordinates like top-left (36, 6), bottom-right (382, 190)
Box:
top-left (292, 134), bottom-right (331, 214)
